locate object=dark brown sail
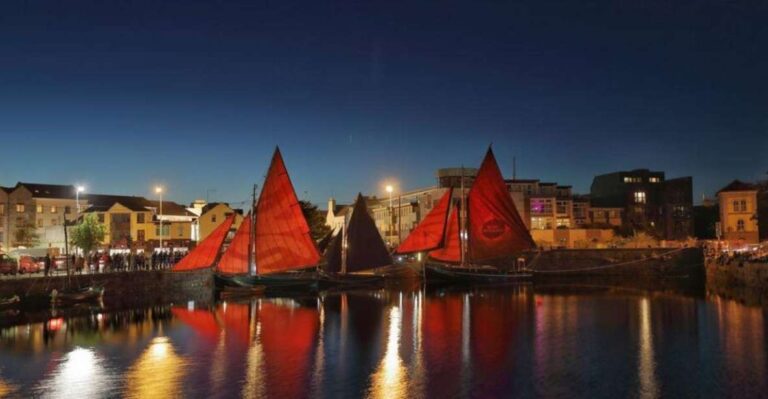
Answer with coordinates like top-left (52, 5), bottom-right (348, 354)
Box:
top-left (324, 231), bottom-right (343, 273)
top-left (326, 193), bottom-right (392, 273)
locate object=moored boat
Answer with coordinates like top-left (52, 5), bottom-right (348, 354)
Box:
top-left (398, 147), bottom-right (535, 284)
top-left (319, 193), bottom-right (389, 288)
top-left (51, 285), bottom-right (104, 304)
top-left (0, 295), bottom-right (21, 308)
top-left (214, 147), bottom-right (323, 292)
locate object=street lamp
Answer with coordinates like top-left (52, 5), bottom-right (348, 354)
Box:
top-left (76, 186), bottom-right (85, 215)
top-left (155, 186), bottom-right (164, 250)
top-left (385, 184), bottom-right (394, 240)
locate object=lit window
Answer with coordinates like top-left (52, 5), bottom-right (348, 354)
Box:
top-left (649, 177), bottom-right (660, 183)
top-left (556, 218), bottom-right (571, 228)
top-left (50, 206), bottom-right (57, 213)
top-left (16, 204), bottom-right (25, 213)
top-left (36, 205), bottom-right (43, 213)
top-left (634, 191), bottom-right (646, 204)
top-left (737, 219), bottom-right (745, 232)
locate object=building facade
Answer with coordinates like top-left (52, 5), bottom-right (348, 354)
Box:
top-left (198, 202), bottom-right (243, 241)
top-left (590, 169), bottom-right (693, 240)
top-left (0, 183), bottom-right (83, 254)
top-left (717, 180), bottom-right (760, 246)
top-left (82, 195), bottom-right (198, 250)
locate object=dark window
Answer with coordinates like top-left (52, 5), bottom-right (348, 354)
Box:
top-left (137, 213), bottom-right (145, 223)
top-left (98, 214), bottom-right (105, 223)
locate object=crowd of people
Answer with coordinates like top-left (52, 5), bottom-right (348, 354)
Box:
top-left (40, 249), bottom-right (189, 276)
top-left (706, 243), bottom-right (768, 266)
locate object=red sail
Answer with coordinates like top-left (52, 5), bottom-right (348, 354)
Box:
top-left (429, 206), bottom-right (461, 263)
top-left (217, 214), bottom-right (251, 275)
top-left (172, 215), bottom-right (235, 271)
top-left (467, 148), bottom-right (535, 261)
top-left (255, 148), bottom-right (321, 274)
top-left (396, 188), bottom-right (453, 254)
top-left (171, 307), bottom-right (221, 341)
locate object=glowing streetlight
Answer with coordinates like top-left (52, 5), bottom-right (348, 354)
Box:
top-left (155, 186), bottom-right (164, 250)
top-left (385, 184), bottom-right (395, 242)
top-left (75, 185), bottom-right (85, 215)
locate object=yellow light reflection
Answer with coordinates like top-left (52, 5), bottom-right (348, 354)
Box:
top-left (242, 322), bottom-right (266, 399)
top-left (125, 336), bottom-right (186, 399)
top-left (41, 347), bottom-right (117, 398)
top-left (638, 298), bottom-right (658, 399)
top-left (368, 306), bottom-right (408, 399)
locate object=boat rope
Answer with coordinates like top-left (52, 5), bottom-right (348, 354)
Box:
top-left (527, 247), bottom-right (689, 274)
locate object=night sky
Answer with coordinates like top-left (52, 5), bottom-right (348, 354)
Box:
top-left (1, 0), bottom-right (766, 208)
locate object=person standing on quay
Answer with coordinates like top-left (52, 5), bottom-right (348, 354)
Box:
top-left (44, 254), bottom-right (51, 277)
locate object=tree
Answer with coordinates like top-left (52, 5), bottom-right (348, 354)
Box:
top-left (70, 214), bottom-right (106, 257)
top-left (299, 200), bottom-right (331, 241)
top-left (13, 219), bottom-right (39, 248)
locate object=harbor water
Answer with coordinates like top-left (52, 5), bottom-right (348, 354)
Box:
top-left (0, 285), bottom-right (766, 398)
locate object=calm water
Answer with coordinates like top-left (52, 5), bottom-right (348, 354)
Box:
top-left (0, 286), bottom-right (766, 398)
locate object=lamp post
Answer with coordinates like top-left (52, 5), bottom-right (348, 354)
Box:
top-left (76, 186), bottom-right (85, 215)
top-left (386, 185), bottom-right (394, 241)
top-left (155, 186), bottom-right (164, 250)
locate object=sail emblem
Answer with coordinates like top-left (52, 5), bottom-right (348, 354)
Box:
top-left (481, 218), bottom-right (506, 239)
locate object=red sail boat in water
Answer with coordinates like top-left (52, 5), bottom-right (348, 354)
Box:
top-left (320, 193), bottom-right (391, 286)
top-left (214, 147), bottom-right (322, 291)
top-left (396, 147), bottom-right (535, 283)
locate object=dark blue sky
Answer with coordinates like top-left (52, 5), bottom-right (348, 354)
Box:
top-left (1, 0), bottom-right (766, 208)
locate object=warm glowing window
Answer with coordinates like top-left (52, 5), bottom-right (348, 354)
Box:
top-left (16, 204), bottom-right (25, 213)
top-left (36, 205), bottom-right (43, 213)
top-left (649, 177), bottom-right (661, 183)
top-left (634, 191), bottom-right (646, 204)
top-left (531, 217), bottom-right (551, 230)
top-left (50, 206), bottom-right (57, 213)
top-left (556, 218), bottom-right (571, 228)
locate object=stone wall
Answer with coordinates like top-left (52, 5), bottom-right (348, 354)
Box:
top-left (530, 247), bottom-right (705, 284)
top-left (0, 269), bottom-right (214, 307)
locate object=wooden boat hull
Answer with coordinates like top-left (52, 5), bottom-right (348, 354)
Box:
top-left (424, 263), bottom-right (532, 284)
top-left (218, 285), bottom-right (266, 300)
top-left (0, 296), bottom-right (21, 308)
top-left (317, 273), bottom-right (384, 289)
top-left (215, 272), bottom-right (319, 292)
top-left (373, 263), bottom-right (422, 280)
top-left (51, 286), bottom-right (105, 304)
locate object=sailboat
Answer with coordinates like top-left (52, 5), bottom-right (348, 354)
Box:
top-left (173, 214), bottom-right (236, 272)
top-left (214, 147), bottom-right (322, 291)
top-left (320, 193), bottom-right (390, 287)
top-left (399, 147), bottom-right (535, 283)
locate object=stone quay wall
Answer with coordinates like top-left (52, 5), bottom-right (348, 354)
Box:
top-left (0, 269), bottom-right (214, 307)
top-left (706, 259), bottom-right (768, 290)
top-left (530, 247), bottom-right (705, 284)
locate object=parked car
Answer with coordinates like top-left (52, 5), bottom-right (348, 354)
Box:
top-left (18, 256), bottom-right (42, 274)
top-left (0, 255), bottom-right (18, 275)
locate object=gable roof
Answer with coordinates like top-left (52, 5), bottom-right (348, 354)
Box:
top-left (82, 194), bottom-right (195, 216)
top-left (718, 180), bottom-right (757, 194)
top-left (16, 182), bottom-right (77, 199)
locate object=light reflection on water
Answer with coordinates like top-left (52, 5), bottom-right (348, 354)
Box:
top-left (0, 286), bottom-right (766, 398)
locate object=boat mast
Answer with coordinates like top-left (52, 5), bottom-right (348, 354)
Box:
top-left (460, 166), bottom-right (467, 267)
top-left (341, 216), bottom-right (348, 274)
top-left (249, 183), bottom-right (257, 276)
